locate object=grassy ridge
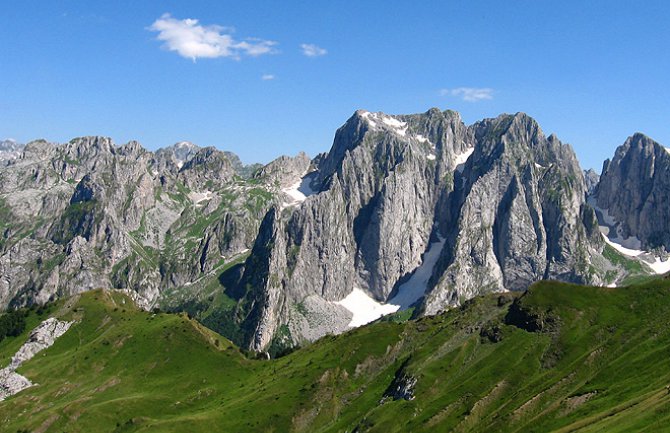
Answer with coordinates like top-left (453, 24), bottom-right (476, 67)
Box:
top-left (2, 279), bottom-right (670, 432)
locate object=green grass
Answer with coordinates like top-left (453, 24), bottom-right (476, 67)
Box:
top-left (3, 278), bottom-right (670, 432)
top-left (602, 243), bottom-right (655, 285)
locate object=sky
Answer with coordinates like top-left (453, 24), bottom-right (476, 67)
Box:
top-left (1, 1), bottom-right (669, 170)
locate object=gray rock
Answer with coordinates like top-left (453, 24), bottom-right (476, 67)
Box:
top-left (0, 139), bottom-right (24, 165)
top-left (583, 168), bottom-right (600, 196)
top-left (594, 133), bottom-right (670, 250)
top-left (0, 317), bottom-right (73, 400)
top-left (0, 109), bottom-right (660, 354)
top-left (239, 109), bottom-right (611, 350)
top-left (0, 135), bottom-right (284, 313)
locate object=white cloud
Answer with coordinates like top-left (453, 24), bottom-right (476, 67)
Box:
top-left (300, 43), bottom-right (327, 57)
top-left (440, 87), bottom-right (494, 102)
top-left (261, 74), bottom-right (275, 80)
top-left (149, 14), bottom-right (277, 61)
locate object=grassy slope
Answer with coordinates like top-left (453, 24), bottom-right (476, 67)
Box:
top-left (1, 279), bottom-right (670, 432)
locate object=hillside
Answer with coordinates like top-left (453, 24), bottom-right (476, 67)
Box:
top-left (1, 279), bottom-right (670, 432)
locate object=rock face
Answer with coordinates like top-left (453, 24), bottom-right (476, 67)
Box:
top-left (423, 114), bottom-right (603, 314)
top-left (382, 364), bottom-right (417, 402)
top-left (594, 133), bottom-right (670, 251)
top-left (0, 108), bottom-right (660, 353)
top-left (236, 109), bottom-right (617, 351)
top-left (583, 169), bottom-right (600, 196)
top-left (0, 137), bottom-right (300, 313)
top-left (0, 139), bottom-right (24, 164)
top-left (0, 317), bottom-right (73, 400)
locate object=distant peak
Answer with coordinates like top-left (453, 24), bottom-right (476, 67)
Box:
top-left (623, 132), bottom-right (663, 153)
top-left (628, 132), bottom-right (655, 145)
top-left (173, 141), bottom-right (199, 149)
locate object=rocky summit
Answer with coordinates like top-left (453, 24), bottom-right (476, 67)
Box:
top-left (593, 133), bottom-right (670, 251)
top-left (0, 108), bottom-right (668, 354)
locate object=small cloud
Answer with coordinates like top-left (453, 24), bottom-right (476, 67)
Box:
top-left (261, 74), bottom-right (275, 80)
top-left (440, 87), bottom-right (494, 102)
top-left (148, 13), bottom-right (277, 61)
top-left (300, 43), bottom-right (327, 57)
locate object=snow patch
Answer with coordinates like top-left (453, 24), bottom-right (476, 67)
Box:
top-left (360, 111), bottom-right (377, 128)
top-left (602, 233), bottom-right (670, 275)
top-left (647, 257), bottom-right (670, 274)
top-left (601, 233), bottom-right (643, 257)
top-left (589, 197), bottom-right (670, 275)
top-left (335, 235), bottom-right (446, 328)
top-left (388, 236), bottom-right (445, 309)
top-left (427, 154), bottom-right (436, 161)
top-left (415, 134), bottom-right (428, 143)
top-left (454, 148), bottom-right (474, 172)
top-left (534, 162), bottom-right (545, 169)
top-left (281, 172), bottom-right (318, 209)
top-left (665, 147), bottom-right (670, 155)
top-left (336, 288), bottom-right (400, 328)
top-left (381, 116), bottom-right (405, 129)
top-left (359, 111), bottom-right (408, 136)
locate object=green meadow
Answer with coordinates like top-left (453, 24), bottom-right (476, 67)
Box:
top-left (2, 277), bottom-right (670, 432)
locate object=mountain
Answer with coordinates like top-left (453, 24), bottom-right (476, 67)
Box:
top-left (0, 108), bottom-right (663, 354)
top-left (2, 278), bottom-right (670, 432)
top-left (0, 139), bottom-right (24, 164)
top-left (234, 109), bottom-right (638, 351)
top-left (583, 168), bottom-right (600, 195)
top-left (155, 141), bottom-right (200, 168)
top-left (0, 136), bottom-right (306, 315)
top-left (593, 133), bottom-right (670, 251)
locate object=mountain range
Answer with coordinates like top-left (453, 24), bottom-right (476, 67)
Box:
top-left (1, 108), bottom-right (669, 354)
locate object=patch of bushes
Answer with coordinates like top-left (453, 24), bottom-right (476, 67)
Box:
top-left (0, 309), bottom-right (27, 342)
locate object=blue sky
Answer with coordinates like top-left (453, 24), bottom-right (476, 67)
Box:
top-left (1, 1), bottom-right (669, 170)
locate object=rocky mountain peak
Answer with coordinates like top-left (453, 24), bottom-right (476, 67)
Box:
top-left (0, 107), bottom-right (661, 355)
top-left (22, 139), bottom-right (55, 158)
top-left (594, 132), bottom-right (670, 250)
top-left (0, 139), bottom-right (24, 164)
top-left (618, 132), bottom-right (666, 158)
top-left (117, 140), bottom-right (146, 158)
top-left (172, 140), bottom-right (200, 160)
top-left (253, 152), bottom-right (311, 188)
top-left (583, 168), bottom-right (600, 195)
top-left (156, 141), bottom-right (201, 169)
top-left (0, 139), bottom-right (22, 152)
top-left (64, 136), bottom-right (114, 155)
top-left (222, 151), bottom-right (263, 179)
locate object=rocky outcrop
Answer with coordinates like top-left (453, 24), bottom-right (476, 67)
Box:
top-left (0, 136), bottom-right (284, 313)
top-left (0, 317), bottom-right (73, 400)
top-left (424, 114), bottom-right (603, 314)
top-left (238, 109), bottom-right (478, 349)
top-left (583, 169), bottom-right (599, 196)
top-left (254, 152), bottom-right (311, 187)
top-left (594, 133), bottom-right (670, 250)
top-left (223, 151), bottom-right (263, 179)
top-left (237, 109), bottom-right (612, 351)
top-left (1, 108), bottom-right (661, 354)
top-left (381, 362), bottom-right (417, 402)
top-left (0, 139), bottom-right (24, 165)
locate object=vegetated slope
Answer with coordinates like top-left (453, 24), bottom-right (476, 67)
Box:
top-left (2, 280), bottom-right (670, 432)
